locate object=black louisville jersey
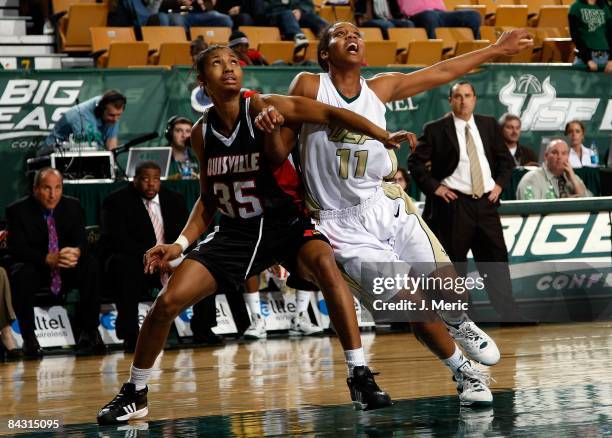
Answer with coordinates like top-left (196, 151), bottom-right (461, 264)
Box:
top-left (202, 96), bottom-right (302, 220)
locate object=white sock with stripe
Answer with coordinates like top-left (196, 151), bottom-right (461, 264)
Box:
top-left (243, 292), bottom-right (262, 317)
top-left (129, 364), bottom-right (151, 391)
top-left (344, 347), bottom-right (366, 377)
top-left (295, 290), bottom-right (310, 314)
top-left (442, 345), bottom-right (469, 375)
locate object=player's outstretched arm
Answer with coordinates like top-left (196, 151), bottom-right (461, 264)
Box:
top-left (369, 28), bottom-right (534, 103)
top-left (252, 93), bottom-right (408, 149)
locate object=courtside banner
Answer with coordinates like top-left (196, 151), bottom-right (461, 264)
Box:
top-left (1, 65), bottom-right (610, 218)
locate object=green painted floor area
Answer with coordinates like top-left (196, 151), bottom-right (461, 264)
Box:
top-left (12, 385), bottom-right (612, 437)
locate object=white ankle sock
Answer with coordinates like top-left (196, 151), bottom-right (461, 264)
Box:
top-left (129, 364), bottom-right (152, 391)
top-left (442, 345), bottom-right (469, 374)
top-left (295, 290), bottom-right (310, 314)
top-left (243, 292), bottom-right (261, 317)
top-left (344, 347), bottom-right (366, 377)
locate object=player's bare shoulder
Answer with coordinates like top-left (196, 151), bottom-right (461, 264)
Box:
top-left (289, 72), bottom-right (320, 98)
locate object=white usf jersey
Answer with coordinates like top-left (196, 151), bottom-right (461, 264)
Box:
top-left (299, 73), bottom-right (398, 211)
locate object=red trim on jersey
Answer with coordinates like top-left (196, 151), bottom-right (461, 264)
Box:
top-left (272, 159), bottom-right (304, 207)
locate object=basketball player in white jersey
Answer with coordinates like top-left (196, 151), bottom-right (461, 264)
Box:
top-left (254, 23), bottom-right (534, 406)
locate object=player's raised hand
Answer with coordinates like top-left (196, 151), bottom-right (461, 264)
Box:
top-left (255, 106), bottom-right (285, 133)
top-left (144, 243), bottom-right (183, 274)
top-left (384, 130), bottom-right (416, 150)
top-left (493, 29), bottom-right (533, 56)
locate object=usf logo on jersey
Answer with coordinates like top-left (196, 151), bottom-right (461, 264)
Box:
top-left (328, 126), bottom-right (371, 144)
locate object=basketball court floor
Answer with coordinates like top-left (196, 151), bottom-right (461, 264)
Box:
top-left (1, 322), bottom-right (611, 437)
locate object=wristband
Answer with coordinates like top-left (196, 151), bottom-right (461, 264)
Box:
top-left (168, 255), bottom-right (185, 269)
top-left (175, 235), bottom-right (189, 252)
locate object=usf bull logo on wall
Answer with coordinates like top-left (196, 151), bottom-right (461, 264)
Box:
top-left (498, 74), bottom-right (607, 131)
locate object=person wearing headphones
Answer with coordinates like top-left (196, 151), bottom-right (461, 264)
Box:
top-left (43, 90), bottom-right (126, 151)
top-left (165, 116), bottom-right (200, 180)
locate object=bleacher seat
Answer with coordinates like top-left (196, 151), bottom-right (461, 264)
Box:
top-left (540, 38), bottom-right (575, 62)
top-left (364, 41), bottom-right (396, 66)
top-left (434, 27), bottom-right (474, 56)
top-left (300, 28), bottom-right (319, 41)
top-left (141, 26), bottom-right (187, 63)
top-left (106, 42), bottom-right (149, 67)
top-left (190, 27), bottom-right (231, 45)
top-left (90, 27), bottom-right (136, 67)
top-left (59, 3), bottom-right (107, 52)
top-left (318, 5), bottom-right (353, 23)
top-left (404, 40), bottom-right (444, 66)
top-left (239, 26), bottom-right (281, 49)
top-left (536, 6), bottom-right (569, 28)
top-left (359, 27), bottom-right (384, 41)
top-left (494, 5), bottom-right (528, 27)
top-left (257, 41), bottom-right (294, 64)
top-left (157, 42), bottom-right (191, 66)
top-left (455, 4), bottom-right (487, 20)
top-left (388, 28), bottom-right (428, 62)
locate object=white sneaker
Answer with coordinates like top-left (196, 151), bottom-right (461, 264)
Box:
top-left (446, 319), bottom-right (500, 366)
top-left (244, 314), bottom-right (267, 339)
top-left (43, 20), bottom-right (55, 35)
top-left (294, 33), bottom-right (309, 51)
top-left (289, 312), bottom-right (323, 336)
top-left (454, 362), bottom-right (493, 406)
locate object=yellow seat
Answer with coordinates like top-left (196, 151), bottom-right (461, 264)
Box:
top-left (364, 41), bottom-right (397, 66)
top-left (106, 42), bottom-right (149, 68)
top-left (495, 45), bottom-right (534, 62)
top-left (536, 6), bottom-right (570, 28)
top-left (454, 39), bottom-right (490, 56)
top-left (52, 0), bottom-right (97, 14)
top-left (540, 38), bottom-right (575, 62)
top-left (239, 26), bottom-right (281, 49)
top-left (524, 0), bottom-right (558, 23)
top-left (559, 0), bottom-right (573, 5)
top-left (319, 6), bottom-right (354, 23)
top-left (445, 0), bottom-right (476, 9)
top-left (59, 3), bottom-right (108, 52)
top-left (141, 26), bottom-right (187, 52)
top-left (257, 41), bottom-right (295, 63)
top-left (404, 39), bottom-right (444, 66)
top-left (359, 27), bottom-right (384, 41)
top-left (494, 5), bottom-right (528, 26)
top-left (480, 25), bottom-right (516, 43)
top-left (157, 42), bottom-right (192, 66)
top-left (434, 27), bottom-right (475, 56)
top-left (90, 27), bottom-right (136, 67)
top-left (190, 27), bottom-right (232, 45)
top-left (388, 28), bottom-right (428, 62)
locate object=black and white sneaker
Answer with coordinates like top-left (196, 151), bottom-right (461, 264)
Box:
top-left (347, 366), bottom-right (393, 411)
top-left (97, 383), bottom-right (148, 425)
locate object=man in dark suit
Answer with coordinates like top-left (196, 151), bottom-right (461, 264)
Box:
top-left (499, 113), bottom-right (539, 167)
top-left (408, 81), bottom-right (522, 321)
top-left (6, 168), bottom-right (103, 357)
top-left (101, 161), bottom-right (194, 351)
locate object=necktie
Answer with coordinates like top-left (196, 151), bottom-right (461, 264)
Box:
top-left (46, 212), bottom-right (62, 295)
top-left (145, 200), bottom-right (165, 245)
top-left (465, 124), bottom-right (485, 198)
top-left (557, 176), bottom-right (568, 198)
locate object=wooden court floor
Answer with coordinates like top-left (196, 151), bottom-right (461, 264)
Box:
top-left (1, 322), bottom-right (611, 436)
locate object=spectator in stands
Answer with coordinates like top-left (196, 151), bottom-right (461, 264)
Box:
top-left (396, 0), bottom-right (481, 39)
top-left (565, 120), bottom-right (597, 167)
top-left (499, 113), bottom-right (539, 167)
top-left (229, 31), bottom-right (269, 65)
top-left (43, 90), bottom-right (126, 152)
top-left (392, 167), bottom-right (411, 193)
top-left (569, 0), bottom-right (612, 73)
top-left (185, 0), bottom-right (233, 28)
top-left (6, 168), bottom-right (103, 357)
top-left (516, 139), bottom-right (591, 199)
top-left (264, 0), bottom-right (328, 49)
top-left (164, 116), bottom-right (199, 180)
top-left (354, 0), bottom-right (415, 39)
top-left (100, 161), bottom-right (189, 352)
top-left (0, 267), bottom-right (21, 360)
top-left (216, 0), bottom-right (265, 28)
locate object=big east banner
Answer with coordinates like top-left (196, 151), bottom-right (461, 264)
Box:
top-left (0, 65), bottom-right (610, 217)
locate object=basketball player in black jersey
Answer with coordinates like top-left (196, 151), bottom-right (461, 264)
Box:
top-left (97, 45), bottom-right (410, 425)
